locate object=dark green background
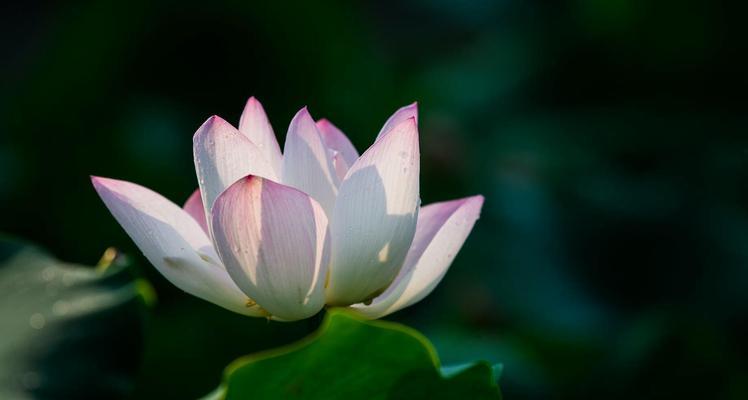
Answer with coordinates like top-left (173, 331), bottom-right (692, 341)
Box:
top-left (2, 0), bottom-right (747, 398)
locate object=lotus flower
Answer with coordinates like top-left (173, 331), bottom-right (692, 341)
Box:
top-left (92, 98), bottom-right (483, 321)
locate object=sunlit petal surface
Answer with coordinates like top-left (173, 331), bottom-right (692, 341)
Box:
top-left (352, 196), bottom-right (484, 318)
top-left (91, 176), bottom-right (265, 316)
top-left (281, 108), bottom-right (339, 216)
top-left (326, 118), bottom-right (420, 306)
top-left (211, 176), bottom-right (328, 320)
top-left (93, 99), bottom-right (480, 320)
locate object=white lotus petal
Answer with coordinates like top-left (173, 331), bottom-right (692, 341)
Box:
top-left (211, 176), bottom-right (328, 321)
top-left (281, 108), bottom-right (339, 215)
top-left (325, 118), bottom-right (420, 306)
top-left (316, 118), bottom-right (359, 167)
top-left (91, 176), bottom-right (265, 317)
top-left (330, 150), bottom-right (350, 182)
top-left (193, 115), bottom-right (278, 221)
top-left (239, 97), bottom-right (283, 177)
top-left (352, 195), bottom-right (484, 318)
top-left (375, 102), bottom-right (418, 141)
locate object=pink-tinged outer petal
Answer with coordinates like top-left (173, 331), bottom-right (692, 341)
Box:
top-left (183, 189), bottom-right (209, 235)
top-left (193, 115), bottom-right (278, 220)
top-left (316, 118), bottom-right (359, 167)
top-left (91, 176), bottom-right (265, 317)
top-left (326, 118), bottom-right (420, 306)
top-left (352, 195), bottom-right (484, 319)
top-left (375, 102), bottom-right (418, 141)
top-left (211, 176), bottom-right (328, 321)
top-left (281, 107), bottom-right (339, 216)
top-left (239, 97), bottom-right (283, 177)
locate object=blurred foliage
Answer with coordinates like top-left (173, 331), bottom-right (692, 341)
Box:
top-left (211, 309), bottom-right (500, 399)
top-left (1, 0), bottom-right (748, 398)
top-left (0, 237), bottom-right (145, 399)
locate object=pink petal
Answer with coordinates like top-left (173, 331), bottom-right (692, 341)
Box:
top-left (330, 150), bottom-right (350, 182)
top-left (352, 195), bottom-right (484, 318)
top-left (91, 176), bottom-right (265, 317)
top-left (281, 107), bottom-right (339, 215)
top-left (183, 189), bottom-right (209, 235)
top-left (325, 118), bottom-right (420, 306)
top-left (239, 97), bottom-right (283, 177)
top-left (375, 102), bottom-right (418, 141)
top-left (316, 118), bottom-right (359, 167)
top-left (193, 115), bottom-right (278, 220)
top-left (211, 176), bottom-right (328, 321)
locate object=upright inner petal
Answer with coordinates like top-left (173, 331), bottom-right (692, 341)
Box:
top-left (375, 102), bottom-right (418, 141)
top-left (281, 108), bottom-right (339, 216)
top-left (239, 97), bottom-right (283, 178)
top-left (326, 118), bottom-right (420, 306)
top-left (316, 118), bottom-right (359, 167)
top-left (193, 115), bottom-right (278, 225)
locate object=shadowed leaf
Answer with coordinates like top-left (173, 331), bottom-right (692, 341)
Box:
top-left (209, 309), bottom-right (501, 399)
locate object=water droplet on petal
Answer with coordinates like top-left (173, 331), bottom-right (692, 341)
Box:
top-left (29, 313), bottom-right (45, 329)
top-left (40, 267), bottom-right (56, 282)
top-left (52, 300), bottom-right (70, 316)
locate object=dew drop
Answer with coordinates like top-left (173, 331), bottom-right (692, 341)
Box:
top-left (29, 313), bottom-right (45, 330)
top-left (40, 267), bottom-right (56, 282)
top-left (52, 300), bottom-right (70, 316)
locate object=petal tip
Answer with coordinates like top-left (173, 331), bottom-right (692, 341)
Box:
top-left (451, 194), bottom-right (484, 211)
top-left (468, 194), bottom-right (485, 206)
top-left (288, 107), bottom-right (319, 138)
top-left (460, 195), bottom-right (485, 218)
top-left (90, 176), bottom-right (133, 202)
top-left (209, 115), bottom-right (231, 125)
top-left (194, 115), bottom-right (232, 142)
top-left (398, 117), bottom-right (419, 139)
top-left (199, 115), bottom-right (218, 129)
top-left (90, 175), bottom-right (117, 190)
top-left (315, 118), bottom-right (338, 137)
top-left (291, 106), bottom-right (314, 124)
top-left (244, 96), bottom-right (264, 110)
top-left (386, 116), bottom-right (417, 136)
top-left (90, 175), bottom-right (104, 190)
